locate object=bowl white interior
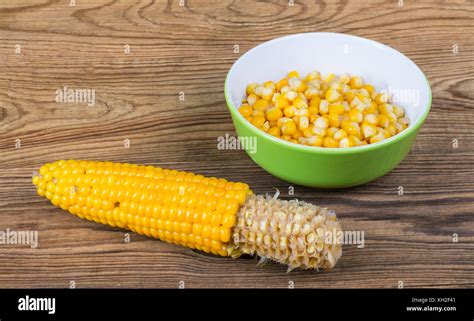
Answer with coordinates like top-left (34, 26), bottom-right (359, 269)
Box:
top-left (226, 33), bottom-right (430, 125)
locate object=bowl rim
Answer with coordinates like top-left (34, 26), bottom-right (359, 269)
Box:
top-left (224, 32), bottom-right (432, 154)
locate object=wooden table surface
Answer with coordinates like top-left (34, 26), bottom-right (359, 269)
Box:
top-left (0, 0), bottom-right (473, 289)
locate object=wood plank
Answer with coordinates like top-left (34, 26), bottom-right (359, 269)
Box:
top-left (0, 0), bottom-right (472, 288)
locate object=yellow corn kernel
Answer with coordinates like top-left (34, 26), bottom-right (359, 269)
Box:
top-left (239, 104), bottom-right (253, 117)
top-left (379, 103), bottom-right (393, 115)
top-left (350, 96), bottom-right (366, 112)
top-left (294, 116), bottom-right (302, 127)
top-left (251, 115), bottom-right (266, 128)
top-left (333, 129), bottom-right (348, 141)
top-left (262, 121), bottom-right (270, 132)
top-left (387, 112), bottom-right (398, 123)
top-left (319, 100), bottom-right (329, 114)
top-left (280, 85), bottom-right (290, 94)
top-left (387, 124), bottom-right (397, 136)
top-left (323, 137), bottom-right (339, 148)
top-left (398, 117), bottom-right (410, 126)
top-left (219, 227), bottom-right (231, 242)
top-left (343, 101), bottom-right (350, 112)
top-left (307, 79), bottom-right (322, 89)
top-left (292, 129), bottom-right (303, 140)
top-left (375, 93), bottom-right (388, 105)
top-left (358, 88), bottom-right (370, 98)
top-left (288, 77), bottom-right (305, 92)
top-left (302, 127), bottom-right (313, 138)
top-left (327, 79), bottom-right (339, 89)
top-left (297, 92), bottom-right (308, 101)
top-left (380, 128), bottom-right (391, 138)
top-left (326, 127), bottom-right (338, 138)
top-left (308, 104), bottom-right (319, 114)
top-left (325, 88), bottom-right (341, 103)
top-left (349, 76), bottom-right (363, 89)
top-left (252, 109), bottom-right (264, 117)
top-left (348, 108), bottom-right (363, 123)
top-left (254, 86), bottom-right (264, 97)
top-left (247, 94), bottom-right (258, 107)
top-left (304, 87), bottom-right (319, 100)
top-left (221, 213), bottom-right (236, 227)
top-left (277, 117), bottom-right (289, 127)
top-left (37, 188), bottom-right (45, 197)
top-left (355, 93), bottom-right (369, 103)
top-left (323, 73), bottom-right (335, 83)
top-left (341, 120), bottom-right (361, 138)
top-left (314, 116), bottom-right (329, 129)
top-left (363, 84), bottom-right (375, 94)
top-left (339, 137), bottom-right (354, 148)
top-left (275, 78), bottom-right (288, 91)
top-left (393, 105), bottom-right (405, 118)
top-left (287, 70), bottom-right (300, 78)
top-left (281, 134), bottom-right (292, 141)
top-left (309, 96), bottom-right (321, 107)
top-left (329, 103), bottom-right (345, 115)
top-left (364, 114), bottom-right (378, 126)
top-left (261, 86), bottom-right (275, 101)
top-left (275, 96), bottom-right (290, 109)
top-left (265, 107), bottom-right (283, 121)
top-left (281, 120), bottom-right (297, 135)
top-left (306, 70), bottom-right (321, 81)
top-left (298, 116), bottom-right (309, 130)
top-left (293, 96), bottom-right (308, 109)
top-left (271, 92), bottom-right (281, 104)
top-left (295, 108), bottom-right (309, 117)
top-left (345, 91), bottom-right (356, 103)
top-left (327, 113), bottom-right (341, 128)
top-left (349, 135), bottom-right (364, 146)
top-left (253, 99), bottom-right (269, 111)
top-left (370, 133), bottom-right (386, 144)
top-left (283, 106), bottom-right (297, 118)
top-left (308, 135), bottom-right (323, 147)
top-left (338, 73), bottom-right (350, 84)
top-left (377, 114), bottom-right (390, 128)
top-left (32, 176), bottom-right (41, 186)
top-left (312, 126), bottom-right (326, 137)
top-left (309, 114), bottom-right (318, 124)
top-left (298, 137), bottom-right (309, 145)
top-left (394, 122), bottom-right (404, 133)
top-left (361, 123), bottom-right (377, 139)
top-left (263, 81), bottom-right (275, 89)
top-left (364, 102), bottom-right (378, 115)
top-left (246, 83), bottom-right (258, 96)
top-left (283, 90), bottom-right (298, 102)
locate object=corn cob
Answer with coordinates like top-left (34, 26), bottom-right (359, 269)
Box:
top-left (32, 160), bottom-right (342, 270)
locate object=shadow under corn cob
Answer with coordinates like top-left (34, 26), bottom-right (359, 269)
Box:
top-left (32, 160), bottom-right (342, 271)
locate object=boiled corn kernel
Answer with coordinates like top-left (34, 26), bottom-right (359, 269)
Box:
top-left (266, 108), bottom-right (283, 121)
top-left (239, 104), bottom-right (253, 117)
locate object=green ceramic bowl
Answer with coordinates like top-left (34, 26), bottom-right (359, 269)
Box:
top-left (225, 33), bottom-right (431, 188)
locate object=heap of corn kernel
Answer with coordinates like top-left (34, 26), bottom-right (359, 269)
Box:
top-left (238, 70), bottom-right (410, 148)
top-left (32, 160), bottom-right (342, 270)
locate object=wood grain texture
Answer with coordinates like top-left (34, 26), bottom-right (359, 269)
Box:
top-left (0, 0), bottom-right (473, 288)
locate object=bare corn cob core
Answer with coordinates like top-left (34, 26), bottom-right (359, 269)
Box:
top-left (231, 194), bottom-right (342, 270)
top-left (32, 160), bottom-right (342, 270)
